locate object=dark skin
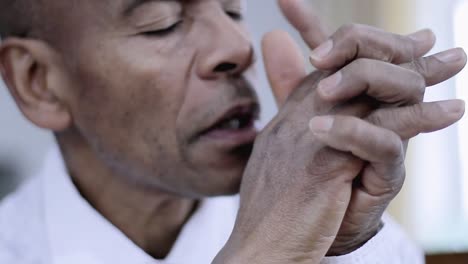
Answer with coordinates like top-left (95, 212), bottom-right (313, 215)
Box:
top-left (0, 0), bottom-right (466, 262)
top-left (261, 1), bottom-right (467, 255)
top-left (3, 0), bottom-right (258, 258)
top-left (216, 24), bottom-right (466, 261)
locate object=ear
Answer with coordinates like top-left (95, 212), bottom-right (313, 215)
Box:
top-left (0, 37), bottom-right (72, 131)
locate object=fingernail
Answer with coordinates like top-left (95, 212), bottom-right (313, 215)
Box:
top-left (408, 29), bottom-right (435, 43)
top-left (309, 116), bottom-right (334, 134)
top-left (310, 40), bottom-right (333, 61)
top-left (435, 49), bottom-right (465, 63)
top-left (318, 72), bottom-right (342, 98)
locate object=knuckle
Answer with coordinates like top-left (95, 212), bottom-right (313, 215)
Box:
top-left (410, 58), bottom-right (430, 79)
top-left (376, 36), bottom-right (398, 62)
top-left (390, 104), bottom-right (428, 137)
top-left (338, 23), bottom-right (364, 43)
top-left (383, 132), bottom-right (404, 160)
top-left (409, 72), bottom-right (426, 101)
top-left (305, 148), bottom-right (362, 183)
top-left (340, 23), bottom-right (359, 35)
top-left (366, 112), bottom-right (385, 127)
top-left (408, 103), bottom-right (425, 121)
top-left (393, 35), bottom-right (416, 59)
top-left (377, 49), bottom-right (395, 62)
top-left (383, 153), bottom-right (407, 197)
top-left (412, 104), bottom-right (435, 131)
top-left (394, 168), bottom-right (407, 190)
top-left (401, 104), bottom-right (425, 132)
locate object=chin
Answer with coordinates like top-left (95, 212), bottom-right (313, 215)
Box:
top-left (185, 154), bottom-right (251, 198)
top-left (192, 163), bottom-right (246, 198)
top-left (206, 143), bottom-right (254, 196)
top-left (143, 141), bottom-right (253, 199)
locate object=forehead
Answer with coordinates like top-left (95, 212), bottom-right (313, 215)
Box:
top-left (102, 0), bottom-right (245, 16)
top-left (47, 0), bottom-right (245, 47)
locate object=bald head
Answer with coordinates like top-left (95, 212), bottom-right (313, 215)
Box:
top-left (0, 0), bottom-right (42, 38)
top-left (0, 0), bottom-right (87, 53)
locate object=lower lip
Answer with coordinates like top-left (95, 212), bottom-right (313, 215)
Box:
top-left (199, 125), bottom-right (258, 148)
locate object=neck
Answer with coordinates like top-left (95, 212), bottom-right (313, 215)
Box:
top-left (56, 130), bottom-right (198, 259)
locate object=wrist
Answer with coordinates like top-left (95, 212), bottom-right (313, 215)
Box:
top-left (214, 236), bottom-right (324, 264)
top-left (326, 221), bottom-right (384, 256)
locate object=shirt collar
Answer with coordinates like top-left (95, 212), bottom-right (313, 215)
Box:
top-left (41, 144), bottom-right (238, 264)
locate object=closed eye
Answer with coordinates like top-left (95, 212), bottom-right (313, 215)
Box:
top-left (225, 11), bottom-right (243, 21)
top-left (141, 21), bottom-right (183, 37)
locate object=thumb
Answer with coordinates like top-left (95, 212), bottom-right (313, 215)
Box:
top-left (278, 0), bottom-right (329, 49)
top-left (262, 30), bottom-right (307, 106)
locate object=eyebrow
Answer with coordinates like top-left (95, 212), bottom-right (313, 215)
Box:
top-left (122, 0), bottom-right (172, 17)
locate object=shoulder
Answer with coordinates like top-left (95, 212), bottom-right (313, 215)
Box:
top-left (0, 176), bottom-right (49, 264)
top-left (0, 176), bottom-right (44, 234)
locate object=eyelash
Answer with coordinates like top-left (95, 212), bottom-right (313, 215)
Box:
top-left (226, 10), bottom-right (243, 21)
top-left (140, 10), bottom-right (242, 37)
top-left (141, 21), bottom-right (183, 37)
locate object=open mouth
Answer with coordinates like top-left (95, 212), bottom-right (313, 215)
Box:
top-left (198, 103), bottom-right (260, 145)
top-left (211, 105), bottom-right (257, 131)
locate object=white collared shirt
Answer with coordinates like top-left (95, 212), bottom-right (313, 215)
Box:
top-left (0, 145), bottom-right (424, 264)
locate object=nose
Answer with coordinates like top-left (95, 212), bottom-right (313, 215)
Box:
top-left (196, 15), bottom-right (254, 79)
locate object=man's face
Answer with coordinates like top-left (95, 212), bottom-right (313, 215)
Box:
top-left (54, 0), bottom-right (259, 197)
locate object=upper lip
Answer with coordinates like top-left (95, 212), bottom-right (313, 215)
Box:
top-left (198, 100), bottom-right (260, 136)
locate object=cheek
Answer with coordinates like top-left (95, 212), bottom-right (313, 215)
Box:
top-left (68, 47), bottom-right (192, 174)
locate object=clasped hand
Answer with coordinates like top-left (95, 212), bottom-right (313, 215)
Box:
top-left (214, 1), bottom-right (467, 263)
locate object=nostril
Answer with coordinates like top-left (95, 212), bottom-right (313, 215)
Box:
top-left (214, 63), bottom-right (237, 73)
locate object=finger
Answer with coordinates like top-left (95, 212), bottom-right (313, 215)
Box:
top-left (278, 0), bottom-right (329, 49)
top-left (317, 48), bottom-right (467, 104)
top-left (366, 100), bottom-right (466, 140)
top-left (310, 25), bottom-right (436, 70)
top-left (262, 30), bottom-right (307, 106)
top-left (310, 116), bottom-right (406, 197)
top-left (400, 47), bottom-right (467, 86)
top-left (309, 115), bottom-right (404, 164)
top-left (317, 58), bottom-right (426, 105)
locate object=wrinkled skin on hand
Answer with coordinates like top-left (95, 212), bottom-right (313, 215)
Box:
top-left (256, 0), bottom-right (467, 257)
top-left (214, 27), bottom-right (466, 264)
top-left (215, 72), bottom-right (373, 263)
top-left (213, 1), bottom-right (466, 263)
